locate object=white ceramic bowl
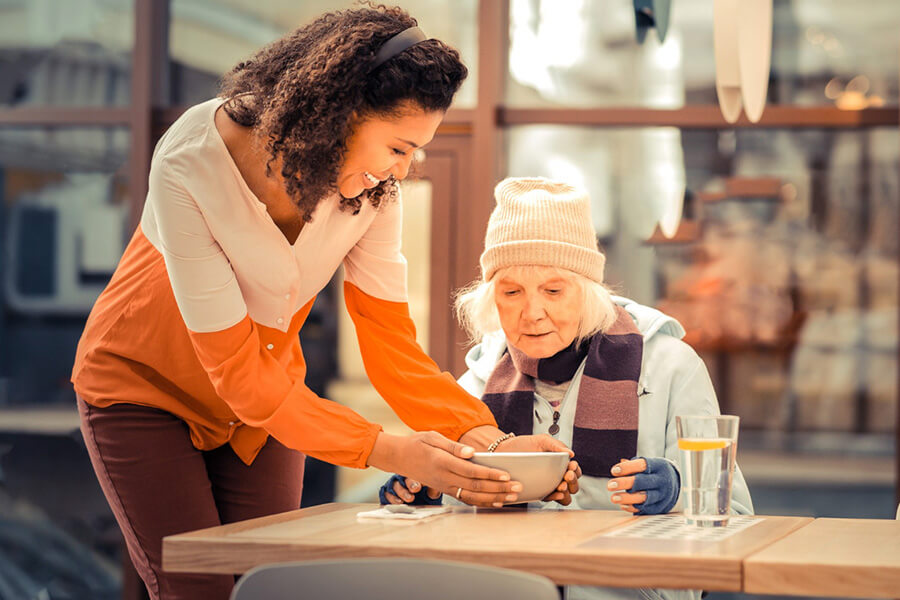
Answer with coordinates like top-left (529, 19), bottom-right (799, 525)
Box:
top-left (470, 451), bottom-right (570, 503)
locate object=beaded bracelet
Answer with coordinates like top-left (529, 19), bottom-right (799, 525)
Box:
top-left (486, 432), bottom-right (516, 452)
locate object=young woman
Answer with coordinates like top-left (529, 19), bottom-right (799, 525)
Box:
top-left (72, 9), bottom-right (574, 599)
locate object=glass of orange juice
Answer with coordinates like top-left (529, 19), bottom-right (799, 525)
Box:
top-left (675, 415), bottom-right (740, 527)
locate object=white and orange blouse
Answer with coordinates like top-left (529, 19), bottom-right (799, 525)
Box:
top-left (72, 98), bottom-right (495, 467)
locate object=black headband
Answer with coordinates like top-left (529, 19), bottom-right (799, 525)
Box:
top-left (371, 26), bottom-right (427, 70)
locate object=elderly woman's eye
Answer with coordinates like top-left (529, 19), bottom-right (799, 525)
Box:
top-left (503, 290), bottom-right (520, 296)
top-left (546, 289), bottom-right (561, 294)
top-left (392, 148), bottom-right (408, 156)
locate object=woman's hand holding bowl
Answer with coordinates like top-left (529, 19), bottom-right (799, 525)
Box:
top-left (368, 431), bottom-right (523, 508)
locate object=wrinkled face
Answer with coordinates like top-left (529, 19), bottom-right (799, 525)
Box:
top-left (337, 103), bottom-right (444, 199)
top-left (494, 266), bottom-right (583, 359)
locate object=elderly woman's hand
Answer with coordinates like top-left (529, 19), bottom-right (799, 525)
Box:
top-left (494, 433), bottom-right (582, 505)
top-left (379, 474), bottom-right (442, 505)
top-left (541, 459), bottom-right (582, 505)
top-left (607, 457), bottom-right (680, 515)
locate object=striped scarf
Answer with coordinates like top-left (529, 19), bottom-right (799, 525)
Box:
top-left (481, 306), bottom-right (643, 477)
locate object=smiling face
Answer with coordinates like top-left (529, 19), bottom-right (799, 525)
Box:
top-left (494, 266), bottom-right (584, 359)
top-left (336, 103), bottom-right (444, 199)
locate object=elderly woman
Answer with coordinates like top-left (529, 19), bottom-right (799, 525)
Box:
top-left (381, 177), bottom-right (753, 600)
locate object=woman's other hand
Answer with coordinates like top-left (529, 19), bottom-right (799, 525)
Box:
top-left (367, 431), bottom-right (523, 508)
top-left (379, 474), bottom-right (442, 505)
top-left (607, 457), bottom-right (680, 515)
top-left (541, 459), bottom-right (582, 505)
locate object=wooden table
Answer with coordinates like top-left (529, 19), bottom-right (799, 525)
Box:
top-left (163, 503), bottom-right (810, 592)
top-left (744, 517), bottom-right (900, 598)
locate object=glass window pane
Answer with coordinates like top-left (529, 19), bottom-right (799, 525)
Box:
top-left (507, 124), bottom-right (897, 443)
top-left (507, 0), bottom-right (899, 109)
top-left (169, 0), bottom-right (477, 107)
top-left (0, 0), bottom-right (133, 107)
top-left (0, 126), bottom-right (129, 598)
top-left (0, 126), bottom-right (130, 406)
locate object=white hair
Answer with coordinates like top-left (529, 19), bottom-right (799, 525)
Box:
top-left (454, 265), bottom-right (619, 347)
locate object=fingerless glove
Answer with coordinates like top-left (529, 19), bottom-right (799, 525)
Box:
top-left (628, 456), bottom-right (680, 515)
top-left (378, 474), bottom-right (443, 505)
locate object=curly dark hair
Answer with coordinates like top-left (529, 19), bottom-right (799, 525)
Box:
top-left (219, 4), bottom-right (468, 221)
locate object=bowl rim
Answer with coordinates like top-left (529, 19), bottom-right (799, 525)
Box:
top-left (471, 451), bottom-right (571, 459)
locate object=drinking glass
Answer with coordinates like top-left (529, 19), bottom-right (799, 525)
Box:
top-left (675, 415), bottom-right (740, 527)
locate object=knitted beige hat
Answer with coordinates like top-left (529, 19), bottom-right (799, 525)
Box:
top-left (479, 177), bottom-right (605, 283)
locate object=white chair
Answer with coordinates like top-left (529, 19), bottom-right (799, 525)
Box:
top-left (230, 558), bottom-right (560, 600)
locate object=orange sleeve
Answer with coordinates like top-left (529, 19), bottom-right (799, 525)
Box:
top-left (189, 317), bottom-right (382, 469)
top-left (343, 281), bottom-right (497, 441)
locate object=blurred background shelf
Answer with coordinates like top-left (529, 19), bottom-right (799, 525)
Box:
top-left (739, 449), bottom-right (894, 487)
top-left (0, 405), bottom-right (81, 436)
top-left (740, 429), bottom-right (896, 457)
top-left (499, 106), bottom-right (900, 128)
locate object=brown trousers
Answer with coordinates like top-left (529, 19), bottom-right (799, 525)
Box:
top-left (77, 396), bottom-right (305, 600)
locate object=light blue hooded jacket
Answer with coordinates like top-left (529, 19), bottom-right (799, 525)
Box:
top-left (453, 296), bottom-right (754, 600)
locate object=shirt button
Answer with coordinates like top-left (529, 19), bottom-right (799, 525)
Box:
top-left (276, 317), bottom-right (284, 324)
top-left (228, 421), bottom-right (236, 426)
top-left (266, 343), bottom-right (274, 350)
top-left (284, 294), bottom-right (290, 300)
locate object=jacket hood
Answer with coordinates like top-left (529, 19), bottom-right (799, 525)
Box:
top-left (464, 296), bottom-right (685, 382)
